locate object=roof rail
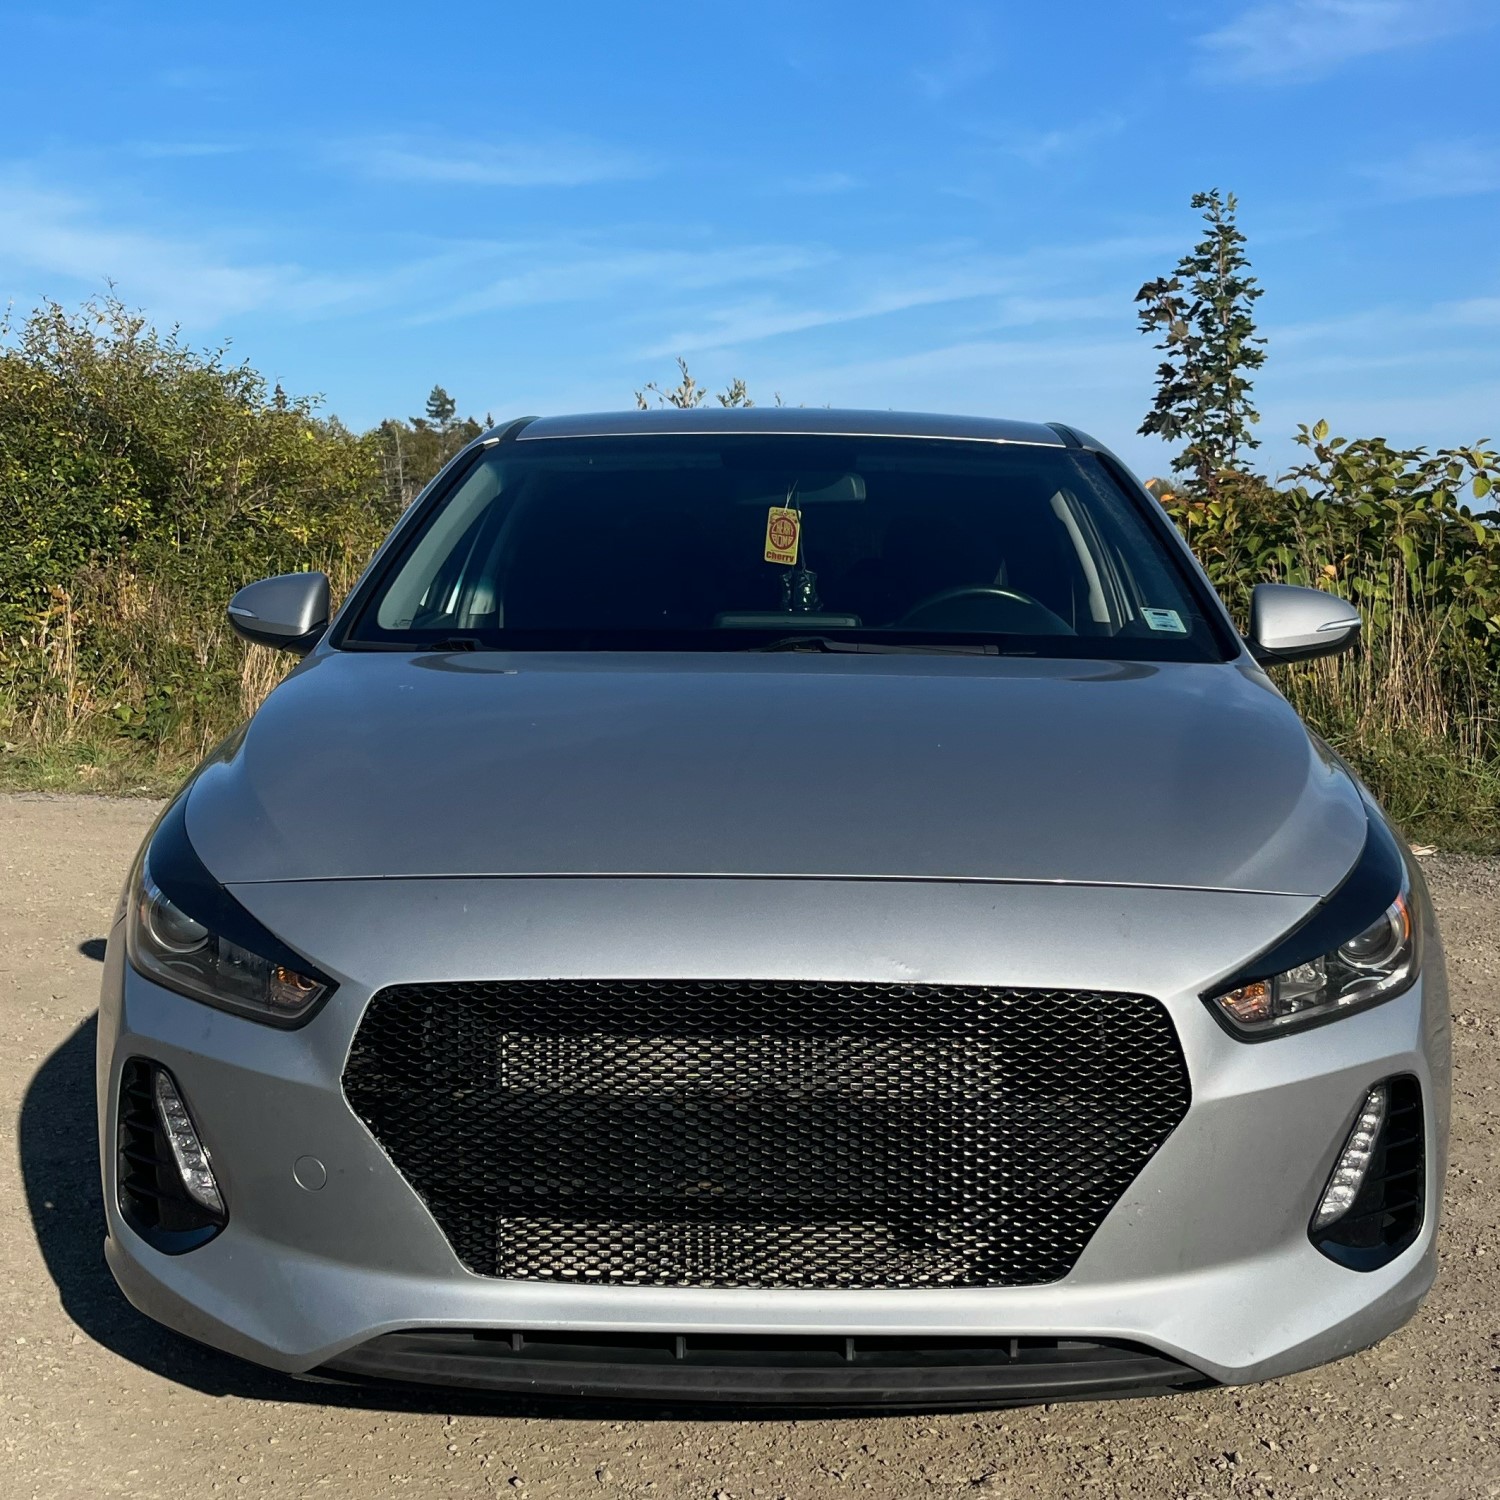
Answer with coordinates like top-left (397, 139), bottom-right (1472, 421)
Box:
top-left (480, 416), bottom-right (539, 445)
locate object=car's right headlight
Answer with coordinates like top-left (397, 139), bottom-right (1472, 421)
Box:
top-left (1205, 814), bottom-right (1420, 1038)
top-left (124, 794), bottom-right (335, 1027)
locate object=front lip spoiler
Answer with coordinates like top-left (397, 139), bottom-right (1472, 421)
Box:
top-left (314, 1329), bottom-right (1215, 1409)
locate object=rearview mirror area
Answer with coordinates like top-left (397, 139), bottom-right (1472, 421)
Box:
top-left (228, 572), bottom-right (331, 655)
top-left (1248, 583), bottom-right (1361, 665)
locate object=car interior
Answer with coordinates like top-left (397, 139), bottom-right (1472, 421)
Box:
top-left (371, 443), bottom-right (1204, 644)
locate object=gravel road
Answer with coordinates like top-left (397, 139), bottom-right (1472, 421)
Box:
top-left (2, 793), bottom-right (1497, 1499)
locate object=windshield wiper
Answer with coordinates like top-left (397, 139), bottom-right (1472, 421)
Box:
top-left (747, 635), bottom-right (999, 656)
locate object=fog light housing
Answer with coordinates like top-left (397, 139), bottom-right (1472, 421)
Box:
top-left (1310, 1075), bottom-right (1425, 1271)
top-left (116, 1058), bottom-right (227, 1253)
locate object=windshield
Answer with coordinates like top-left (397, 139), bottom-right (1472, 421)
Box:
top-left (344, 434), bottom-right (1228, 660)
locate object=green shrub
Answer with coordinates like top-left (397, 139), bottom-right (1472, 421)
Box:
top-left (1159, 425), bottom-right (1500, 846)
top-left (0, 299), bottom-right (394, 757)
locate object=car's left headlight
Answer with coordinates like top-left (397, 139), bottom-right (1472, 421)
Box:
top-left (1206, 815), bottom-right (1421, 1038)
top-left (124, 794), bottom-right (335, 1027)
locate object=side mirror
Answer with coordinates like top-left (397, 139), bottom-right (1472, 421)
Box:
top-left (1248, 583), bottom-right (1361, 665)
top-left (227, 572), bottom-right (331, 655)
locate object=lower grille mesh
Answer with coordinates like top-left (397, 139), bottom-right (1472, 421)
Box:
top-left (343, 980), bottom-right (1190, 1289)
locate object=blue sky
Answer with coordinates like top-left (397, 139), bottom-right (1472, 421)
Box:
top-left (3, 0), bottom-right (1498, 479)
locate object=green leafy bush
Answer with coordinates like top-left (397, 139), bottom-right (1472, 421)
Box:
top-left (1162, 426), bottom-right (1500, 844)
top-left (0, 299), bottom-right (394, 758)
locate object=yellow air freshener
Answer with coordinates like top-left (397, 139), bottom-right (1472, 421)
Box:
top-left (764, 506), bottom-right (801, 566)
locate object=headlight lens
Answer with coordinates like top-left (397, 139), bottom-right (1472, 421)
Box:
top-left (1209, 887), bottom-right (1418, 1037)
top-left (127, 856), bottom-right (330, 1025)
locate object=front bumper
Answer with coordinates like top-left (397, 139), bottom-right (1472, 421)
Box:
top-left (97, 875), bottom-right (1450, 1400)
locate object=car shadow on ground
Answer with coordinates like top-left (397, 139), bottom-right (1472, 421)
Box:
top-left (18, 1010), bottom-right (828, 1422)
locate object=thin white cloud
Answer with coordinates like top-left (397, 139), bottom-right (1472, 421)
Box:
top-left (1271, 295), bottom-right (1500, 351)
top-left (412, 242), bottom-right (834, 325)
top-left (913, 7), bottom-right (997, 98)
top-left (795, 334), bottom-right (1144, 386)
top-left (1439, 296), bottom-right (1500, 326)
top-left (337, 134), bottom-right (650, 188)
top-left (639, 234), bottom-right (1176, 358)
top-left (1365, 139), bottom-right (1500, 200)
top-left (0, 177), bottom-right (291, 324)
top-left (0, 171), bottom-right (483, 327)
top-left (642, 267), bottom-right (1029, 357)
top-left (1031, 232), bottom-right (1184, 267)
top-left (752, 335), bottom-right (1156, 451)
top-left (754, 280), bottom-right (1500, 475)
top-left (710, 286), bottom-right (1500, 479)
top-left (127, 141), bottom-right (250, 160)
top-left (779, 171), bottom-right (860, 195)
top-left (996, 115), bottom-right (1126, 167)
top-left (153, 66), bottom-right (240, 100)
top-left (647, 286), bottom-right (1125, 359)
top-left (1258, 381), bottom-right (1500, 449)
top-left (1243, 296), bottom-right (1500, 446)
top-left (1197, 0), bottom-right (1483, 84)
top-left (993, 294), bottom-right (1121, 326)
top-left (155, 66), bottom-right (225, 89)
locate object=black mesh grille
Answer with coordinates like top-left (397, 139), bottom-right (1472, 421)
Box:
top-left (343, 980), bottom-right (1191, 1289)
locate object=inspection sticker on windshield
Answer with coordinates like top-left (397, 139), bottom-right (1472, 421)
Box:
top-left (764, 506), bottom-right (802, 566)
top-left (1142, 607), bottom-right (1187, 633)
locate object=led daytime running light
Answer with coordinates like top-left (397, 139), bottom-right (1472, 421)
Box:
top-left (152, 1070), bottom-right (225, 1218)
top-left (1313, 1084), bottom-right (1387, 1232)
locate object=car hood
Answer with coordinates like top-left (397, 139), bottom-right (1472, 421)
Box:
top-left (186, 650), bottom-right (1368, 894)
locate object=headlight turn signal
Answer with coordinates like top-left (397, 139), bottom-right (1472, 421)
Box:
top-left (128, 862), bottom-right (330, 1023)
top-left (1204, 812), bottom-right (1421, 1040)
top-left (1209, 890), bottom-right (1418, 1037)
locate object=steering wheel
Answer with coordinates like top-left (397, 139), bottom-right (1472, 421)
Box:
top-left (893, 586), bottom-right (1073, 634)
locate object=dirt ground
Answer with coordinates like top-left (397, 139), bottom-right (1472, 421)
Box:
top-left (1, 793), bottom-right (1496, 1500)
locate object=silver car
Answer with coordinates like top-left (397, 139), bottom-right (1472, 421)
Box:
top-left (98, 409), bottom-right (1448, 1408)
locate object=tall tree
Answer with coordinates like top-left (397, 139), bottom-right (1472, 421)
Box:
top-left (420, 384), bottom-right (457, 429)
top-left (1135, 190), bottom-right (1266, 500)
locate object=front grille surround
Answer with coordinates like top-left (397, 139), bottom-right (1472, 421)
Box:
top-left (343, 979), bottom-right (1191, 1290)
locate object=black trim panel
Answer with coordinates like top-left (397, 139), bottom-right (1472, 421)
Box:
top-left (318, 1329), bottom-right (1214, 1409)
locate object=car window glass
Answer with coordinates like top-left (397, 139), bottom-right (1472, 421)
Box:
top-left (349, 435), bottom-right (1226, 661)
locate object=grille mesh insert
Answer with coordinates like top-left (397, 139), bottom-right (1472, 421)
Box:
top-left (343, 980), bottom-right (1190, 1289)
